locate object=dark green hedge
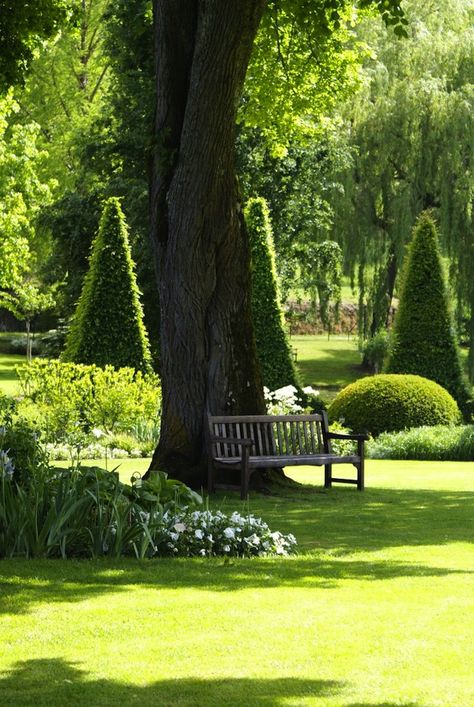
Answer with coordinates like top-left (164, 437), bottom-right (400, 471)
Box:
top-left (329, 374), bottom-right (461, 435)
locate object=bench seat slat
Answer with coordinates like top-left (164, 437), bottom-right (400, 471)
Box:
top-left (213, 454), bottom-right (360, 466)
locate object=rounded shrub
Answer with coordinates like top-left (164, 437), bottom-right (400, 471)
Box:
top-left (328, 374), bottom-right (461, 436)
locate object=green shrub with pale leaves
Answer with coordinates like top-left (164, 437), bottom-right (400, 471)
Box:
top-left (368, 425), bottom-right (474, 461)
top-left (17, 359), bottom-right (160, 443)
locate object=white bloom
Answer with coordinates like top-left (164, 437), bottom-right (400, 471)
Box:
top-left (245, 533), bottom-right (260, 546)
top-left (92, 427), bottom-right (106, 438)
top-left (200, 548), bottom-right (206, 556)
top-left (170, 532), bottom-right (179, 542)
top-left (173, 522), bottom-right (186, 533)
top-left (195, 529), bottom-right (203, 540)
top-left (303, 386), bottom-right (320, 396)
top-left (223, 545), bottom-right (231, 552)
top-left (223, 527), bottom-right (235, 539)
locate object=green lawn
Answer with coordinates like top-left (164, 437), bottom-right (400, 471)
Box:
top-left (292, 334), bottom-right (366, 398)
top-left (1, 460), bottom-right (474, 706)
top-left (0, 352), bottom-right (25, 396)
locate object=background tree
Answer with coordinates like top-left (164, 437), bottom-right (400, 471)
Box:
top-left (327, 0), bottom-right (474, 362)
top-left (245, 197), bottom-right (299, 391)
top-left (63, 197), bottom-right (151, 372)
top-left (0, 0), bottom-right (68, 89)
top-left (301, 240), bottom-right (343, 336)
top-left (385, 212), bottom-right (471, 415)
top-left (0, 93), bottom-right (56, 295)
top-left (0, 283), bottom-right (55, 361)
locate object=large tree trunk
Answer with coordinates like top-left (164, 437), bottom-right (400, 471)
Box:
top-left (148, 0), bottom-right (268, 486)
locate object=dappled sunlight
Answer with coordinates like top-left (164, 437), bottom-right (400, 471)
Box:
top-left (0, 658), bottom-right (348, 706)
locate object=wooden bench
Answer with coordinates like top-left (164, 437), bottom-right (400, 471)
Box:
top-left (207, 412), bottom-right (368, 499)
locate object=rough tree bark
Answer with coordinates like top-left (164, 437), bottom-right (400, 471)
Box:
top-left (148, 0), bottom-right (269, 486)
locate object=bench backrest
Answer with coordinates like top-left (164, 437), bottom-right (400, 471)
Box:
top-left (207, 413), bottom-right (329, 458)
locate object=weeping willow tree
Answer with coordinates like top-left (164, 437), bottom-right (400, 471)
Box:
top-left (330, 0), bottom-right (474, 379)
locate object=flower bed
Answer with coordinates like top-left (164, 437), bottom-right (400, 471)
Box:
top-left (152, 509), bottom-right (297, 557)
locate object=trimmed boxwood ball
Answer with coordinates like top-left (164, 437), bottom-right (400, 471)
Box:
top-left (329, 374), bottom-right (461, 436)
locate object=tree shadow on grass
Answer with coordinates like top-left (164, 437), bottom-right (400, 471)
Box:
top-left (226, 484), bottom-right (474, 554)
top-left (0, 658), bottom-right (348, 707)
top-left (1, 485), bottom-right (473, 615)
top-left (1, 555), bottom-right (472, 617)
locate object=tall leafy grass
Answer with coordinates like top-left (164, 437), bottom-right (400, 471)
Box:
top-left (368, 424), bottom-right (474, 461)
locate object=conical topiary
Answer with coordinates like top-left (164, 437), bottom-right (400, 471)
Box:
top-left (63, 197), bottom-right (151, 371)
top-left (385, 211), bottom-right (471, 414)
top-left (245, 197), bottom-right (299, 391)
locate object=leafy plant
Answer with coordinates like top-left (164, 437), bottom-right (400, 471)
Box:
top-left (0, 462), bottom-right (202, 560)
top-left (368, 425), bottom-right (474, 461)
top-left (17, 359), bottom-right (160, 442)
top-left (361, 329), bottom-right (390, 373)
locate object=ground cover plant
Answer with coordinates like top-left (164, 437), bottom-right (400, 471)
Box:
top-left (1, 461), bottom-right (473, 706)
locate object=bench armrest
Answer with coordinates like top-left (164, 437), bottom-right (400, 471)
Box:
top-left (210, 436), bottom-right (253, 446)
top-left (326, 431), bottom-right (369, 441)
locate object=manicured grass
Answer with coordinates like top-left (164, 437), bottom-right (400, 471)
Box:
top-left (292, 334), bottom-right (367, 397)
top-left (1, 460), bottom-right (474, 706)
top-left (0, 353), bottom-right (25, 396)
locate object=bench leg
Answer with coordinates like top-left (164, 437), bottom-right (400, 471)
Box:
top-left (357, 439), bottom-right (365, 490)
top-left (324, 463), bottom-right (332, 489)
top-left (241, 449), bottom-right (251, 500)
top-left (357, 459), bottom-right (365, 491)
top-left (208, 460), bottom-right (215, 495)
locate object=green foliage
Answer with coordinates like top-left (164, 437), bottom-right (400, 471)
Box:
top-left (368, 424), bottom-right (474, 461)
top-left (0, 0), bottom-right (68, 89)
top-left (0, 93), bottom-right (56, 292)
top-left (328, 1), bottom-right (474, 356)
top-left (385, 212), bottom-right (471, 413)
top-left (0, 402), bottom-right (50, 487)
top-left (303, 240), bottom-right (342, 333)
top-left (63, 197), bottom-right (152, 371)
top-left (245, 197), bottom-right (299, 390)
top-left (17, 358), bottom-right (160, 443)
top-left (243, 0), bottom-right (407, 147)
top-left (0, 464), bottom-right (201, 559)
top-left (360, 329), bottom-right (390, 373)
top-left (329, 373), bottom-right (462, 435)
top-left (0, 282), bottom-right (55, 361)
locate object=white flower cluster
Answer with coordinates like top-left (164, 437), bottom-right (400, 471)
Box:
top-left (151, 509), bottom-right (297, 558)
top-left (264, 385), bottom-right (319, 415)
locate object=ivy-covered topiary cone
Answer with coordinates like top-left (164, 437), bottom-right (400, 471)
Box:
top-left (63, 197), bottom-right (152, 372)
top-left (385, 211), bottom-right (471, 415)
top-left (245, 196), bottom-right (299, 391)
top-left (329, 374), bottom-right (461, 436)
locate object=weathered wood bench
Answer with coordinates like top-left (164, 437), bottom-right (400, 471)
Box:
top-left (207, 412), bottom-right (368, 499)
